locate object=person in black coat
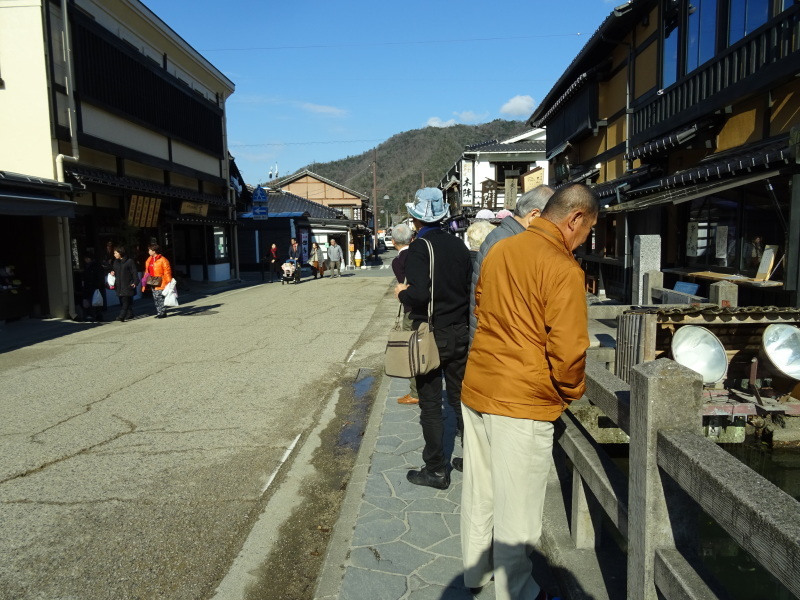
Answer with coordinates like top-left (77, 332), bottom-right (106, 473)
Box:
top-left (111, 246), bottom-right (139, 322)
top-left (395, 188), bottom-right (472, 490)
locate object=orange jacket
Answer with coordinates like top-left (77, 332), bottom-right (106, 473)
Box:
top-left (462, 218), bottom-right (588, 422)
top-left (143, 254), bottom-right (172, 291)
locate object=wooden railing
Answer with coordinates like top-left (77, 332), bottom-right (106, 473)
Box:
top-left (556, 358), bottom-right (800, 599)
top-left (632, 6), bottom-right (800, 139)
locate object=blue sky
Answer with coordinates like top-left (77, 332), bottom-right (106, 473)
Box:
top-left (143, 0), bottom-right (617, 187)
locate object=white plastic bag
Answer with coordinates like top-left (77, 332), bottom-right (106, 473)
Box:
top-left (163, 279), bottom-right (178, 307)
top-left (163, 279), bottom-right (177, 296)
top-left (164, 289), bottom-right (179, 307)
top-left (91, 289), bottom-right (103, 307)
top-left (106, 273), bottom-right (115, 289)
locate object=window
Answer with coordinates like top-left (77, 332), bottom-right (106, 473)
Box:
top-left (662, 0), bottom-right (790, 87)
top-left (213, 227), bottom-right (228, 260)
top-left (684, 181), bottom-right (789, 275)
top-left (663, 0), bottom-right (682, 87)
top-left (728, 0), bottom-right (770, 44)
top-left (686, 196), bottom-right (738, 269)
top-left (686, 0), bottom-right (719, 72)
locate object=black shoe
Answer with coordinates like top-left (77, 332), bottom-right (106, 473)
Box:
top-left (407, 467), bottom-right (449, 490)
top-left (452, 457), bottom-right (463, 472)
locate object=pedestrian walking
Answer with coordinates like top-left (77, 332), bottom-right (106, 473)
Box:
top-left (269, 243), bottom-right (280, 282)
top-left (394, 187), bottom-right (471, 490)
top-left (460, 184), bottom-right (598, 600)
top-left (142, 243), bottom-right (173, 319)
top-left (111, 246), bottom-right (138, 322)
top-left (327, 239), bottom-right (343, 278)
top-left (309, 242), bottom-right (325, 279)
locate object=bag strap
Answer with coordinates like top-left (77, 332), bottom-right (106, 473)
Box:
top-left (394, 278), bottom-right (405, 324)
top-left (421, 238), bottom-right (434, 327)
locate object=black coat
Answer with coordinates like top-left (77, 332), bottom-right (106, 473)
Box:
top-left (113, 258), bottom-right (138, 297)
top-left (398, 229), bottom-right (472, 329)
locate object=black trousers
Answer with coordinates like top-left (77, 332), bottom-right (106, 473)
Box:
top-left (414, 322), bottom-right (468, 473)
top-left (119, 295), bottom-right (133, 318)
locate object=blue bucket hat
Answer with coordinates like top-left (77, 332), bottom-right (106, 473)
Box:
top-left (405, 187), bottom-right (450, 223)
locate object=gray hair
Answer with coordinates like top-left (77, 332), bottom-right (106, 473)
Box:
top-left (391, 223), bottom-right (414, 246)
top-left (541, 184), bottom-right (599, 222)
top-left (514, 185), bottom-right (554, 217)
top-left (466, 220), bottom-right (495, 251)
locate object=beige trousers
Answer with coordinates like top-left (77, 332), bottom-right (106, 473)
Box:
top-left (460, 404), bottom-right (554, 600)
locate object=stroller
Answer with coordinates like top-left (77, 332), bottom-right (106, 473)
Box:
top-left (281, 259), bottom-right (301, 285)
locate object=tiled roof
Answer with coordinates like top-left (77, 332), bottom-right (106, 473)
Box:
top-left (268, 169), bottom-right (369, 200)
top-left (528, 0), bottom-right (652, 125)
top-left (464, 141), bottom-right (546, 153)
top-left (240, 190), bottom-right (345, 220)
top-left (68, 167), bottom-right (227, 205)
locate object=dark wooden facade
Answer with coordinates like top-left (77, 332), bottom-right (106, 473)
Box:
top-left (530, 0), bottom-right (800, 306)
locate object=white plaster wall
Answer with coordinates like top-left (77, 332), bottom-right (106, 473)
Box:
top-left (81, 103), bottom-right (170, 160)
top-left (0, 0), bottom-right (58, 178)
top-left (172, 140), bottom-right (221, 175)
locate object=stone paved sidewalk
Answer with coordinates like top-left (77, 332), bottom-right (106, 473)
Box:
top-left (317, 376), bottom-right (494, 600)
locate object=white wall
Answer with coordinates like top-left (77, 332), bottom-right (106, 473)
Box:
top-left (82, 103), bottom-right (171, 160)
top-left (0, 0), bottom-right (59, 178)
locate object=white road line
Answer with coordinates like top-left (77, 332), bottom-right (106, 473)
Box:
top-left (260, 433), bottom-right (301, 495)
top-left (347, 350), bottom-right (356, 362)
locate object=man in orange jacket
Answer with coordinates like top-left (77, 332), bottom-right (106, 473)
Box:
top-left (460, 184), bottom-right (599, 600)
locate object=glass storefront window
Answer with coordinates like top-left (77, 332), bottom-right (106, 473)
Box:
top-left (213, 227), bottom-right (228, 260)
top-left (686, 195), bottom-right (738, 269)
top-left (739, 189), bottom-right (786, 275)
top-left (685, 182), bottom-right (789, 277)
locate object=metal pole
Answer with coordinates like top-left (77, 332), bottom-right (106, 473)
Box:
top-left (372, 148), bottom-right (378, 262)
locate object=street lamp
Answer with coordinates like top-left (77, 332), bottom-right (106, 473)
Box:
top-left (383, 194), bottom-right (390, 229)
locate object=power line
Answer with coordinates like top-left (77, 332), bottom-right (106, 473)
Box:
top-left (230, 138), bottom-right (385, 147)
top-left (201, 32), bottom-right (585, 52)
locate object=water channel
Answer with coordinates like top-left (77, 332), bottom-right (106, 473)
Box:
top-left (606, 441), bottom-right (799, 599)
top-left (701, 444), bottom-right (800, 600)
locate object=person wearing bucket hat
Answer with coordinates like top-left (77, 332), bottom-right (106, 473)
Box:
top-left (394, 188), bottom-right (471, 490)
top-left (404, 186), bottom-right (451, 223)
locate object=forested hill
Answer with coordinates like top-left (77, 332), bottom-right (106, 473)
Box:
top-left (299, 119), bottom-right (527, 215)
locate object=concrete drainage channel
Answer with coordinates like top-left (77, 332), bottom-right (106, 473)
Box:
top-left (212, 366), bottom-right (382, 600)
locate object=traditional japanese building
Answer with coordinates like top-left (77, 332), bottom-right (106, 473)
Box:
top-left (529, 0), bottom-right (800, 306)
top-left (440, 129), bottom-right (548, 216)
top-left (267, 170), bottom-right (373, 266)
top-left (0, 0), bottom-right (236, 319)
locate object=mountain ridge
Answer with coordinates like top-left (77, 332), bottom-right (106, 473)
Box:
top-left (292, 119), bottom-right (528, 217)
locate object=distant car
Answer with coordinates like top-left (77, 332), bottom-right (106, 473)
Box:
top-left (376, 239), bottom-right (387, 252)
top-left (383, 234), bottom-right (394, 249)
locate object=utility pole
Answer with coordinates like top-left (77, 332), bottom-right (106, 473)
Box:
top-left (372, 148), bottom-right (378, 259)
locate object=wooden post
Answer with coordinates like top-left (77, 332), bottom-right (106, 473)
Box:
top-left (628, 359), bottom-right (703, 600)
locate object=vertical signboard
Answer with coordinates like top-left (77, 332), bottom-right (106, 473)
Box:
top-left (461, 161), bottom-right (473, 206)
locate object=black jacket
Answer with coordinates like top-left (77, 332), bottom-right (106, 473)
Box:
top-left (398, 229), bottom-right (471, 329)
top-left (113, 258), bottom-right (139, 297)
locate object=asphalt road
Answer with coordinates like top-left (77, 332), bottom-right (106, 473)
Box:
top-left (0, 265), bottom-right (398, 599)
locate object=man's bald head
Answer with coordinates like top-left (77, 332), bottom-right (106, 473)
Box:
top-left (541, 184), bottom-right (599, 251)
top-left (541, 184), bottom-right (599, 222)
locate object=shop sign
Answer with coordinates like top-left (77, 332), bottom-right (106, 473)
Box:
top-left (129, 195), bottom-right (162, 227)
top-left (180, 201), bottom-right (208, 217)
